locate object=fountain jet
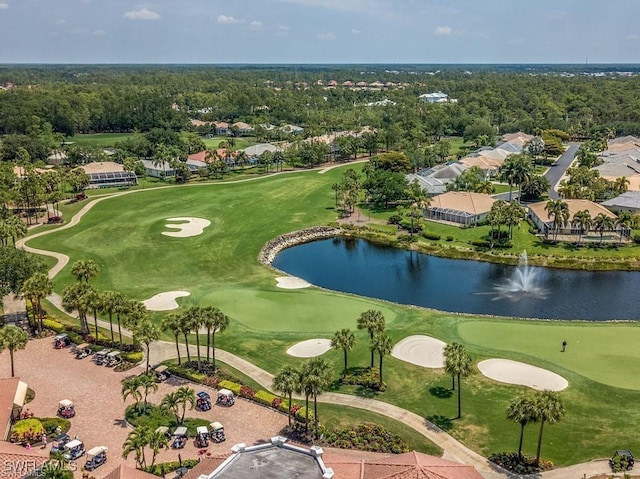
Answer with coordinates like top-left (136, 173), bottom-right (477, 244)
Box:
top-left (493, 251), bottom-right (548, 301)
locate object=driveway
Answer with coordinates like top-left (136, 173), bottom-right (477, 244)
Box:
top-left (545, 142), bottom-right (581, 200)
top-left (0, 337), bottom-right (288, 478)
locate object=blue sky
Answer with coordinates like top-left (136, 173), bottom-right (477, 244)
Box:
top-left (1, 0), bottom-right (639, 63)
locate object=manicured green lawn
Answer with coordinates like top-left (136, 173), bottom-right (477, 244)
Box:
top-left (67, 133), bottom-right (135, 147)
top-left (25, 165), bottom-right (640, 466)
top-left (201, 137), bottom-right (253, 150)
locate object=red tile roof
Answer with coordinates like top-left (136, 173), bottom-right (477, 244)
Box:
top-left (0, 378), bottom-right (20, 442)
top-left (102, 464), bottom-right (159, 479)
top-left (0, 441), bottom-right (49, 479)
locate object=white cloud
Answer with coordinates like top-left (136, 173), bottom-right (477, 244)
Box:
top-left (93, 29), bottom-right (106, 36)
top-left (317, 32), bottom-right (336, 40)
top-left (626, 34), bottom-right (640, 41)
top-left (351, 29), bottom-right (361, 35)
top-left (434, 26), bottom-right (452, 36)
top-left (0, 3), bottom-right (9, 10)
top-left (249, 20), bottom-right (262, 28)
top-left (56, 19), bottom-right (67, 25)
top-left (123, 8), bottom-right (160, 20)
top-left (279, 0), bottom-right (380, 13)
top-left (218, 15), bottom-right (243, 24)
top-left (278, 25), bottom-right (290, 31)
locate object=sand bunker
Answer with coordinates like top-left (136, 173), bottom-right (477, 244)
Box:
top-left (478, 359), bottom-right (568, 391)
top-left (391, 335), bottom-right (446, 368)
top-left (162, 217), bottom-right (211, 238)
top-left (287, 339), bottom-right (332, 358)
top-left (143, 291), bottom-right (191, 311)
top-left (276, 276), bottom-right (311, 289)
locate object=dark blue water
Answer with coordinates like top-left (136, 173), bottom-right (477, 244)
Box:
top-left (272, 238), bottom-right (640, 321)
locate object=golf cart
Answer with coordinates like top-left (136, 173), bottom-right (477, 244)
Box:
top-left (75, 343), bottom-right (93, 359)
top-left (84, 446), bottom-right (107, 471)
top-left (57, 400), bottom-right (75, 418)
top-left (195, 426), bottom-right (209, 448)
top-left (171, 427), bottom-right (188, 449)
top-left (63, 439), bottom-right (85, 461)
top-left (105, 351), bottom-right (121, 367)
top-left (54, 334), bottom-right (71, 349)
top-left (50, 433), bottom-right (71, 456)
top-left (216, 389), bottom-right (235, 407)
top-left (94, 349), bottom-right (110, 365)
top-left (155, 426), bottom-right (170, 439)
top-left (610, 450), bottom-right (635, 471)
top-left (154, 365), bottom-right (170, 382)
top-left (209, 422), bottom-right (225, 443)
top-left (196, 391), bottom-right (212, 411)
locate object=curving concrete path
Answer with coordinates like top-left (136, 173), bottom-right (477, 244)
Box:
top-left (20, 173), bottom-right (612, 479)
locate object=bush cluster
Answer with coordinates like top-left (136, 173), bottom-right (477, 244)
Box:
top-left (421, 232), bottom-right (441, 241)
top-left (10, 418), bottom-right (45, 444)
top-left (320, 423), bottom-right (409, 454)
top-left (341, 368), bottom-right (386, 391)
top-left (143, 459), bottom-right (199, 477)
top-left (488, 452), bottom-right (553, 475)
top-left (40, 417), bottom-right (70, 436)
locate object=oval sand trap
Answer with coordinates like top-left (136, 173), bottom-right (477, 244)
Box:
top-left (478, 359), bottom-right (568, 391)
top-left (143, 291), bottom-right (191, 311)
top-left (276, 276), bottom-right (311, 289)
top-left (287, 339), bottom-right (332, 358)
top-left (162, 217), bottom-right (211, 238)
top-left (391, 335), bottom-right (446, 368)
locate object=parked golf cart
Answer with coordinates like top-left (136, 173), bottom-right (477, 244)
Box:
top-left (195, 426), bottom-right (209, 448)
top-left (196, 391), bottom-right (212, 411)
top-left (105, 351), bottom-right (121, 367)
top-left (154, 365), bottom-right (170, 382)
top-left (94, 349), bottom-right (110, 365)
top-left (610, 450), bottom-right (635, 471)
top-left (84, 446), bottom-right (107, 471)
top-left (171, 427), bottom-right (188, 449)
top-left (216, 389), bottom-right (235, 407)
top-left (57, 400), bottom-right (75, 418)
top-left (155, 426), bottom-right (170, 439)
top-left (209, 422), bottom-right (225, 443)
top-left (54, 334), bottom-right (71, 349)
top-left (63, 439), bottom-right (85, 461)
top-left (50, 433), bottom-right (71, 456)
top-left (75, 343), bottom-right (93, 359)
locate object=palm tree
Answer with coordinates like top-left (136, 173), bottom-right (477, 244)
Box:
top-left (533, 390), bottom-right (565, 466)
top-left (499, 154), bottom-right (533, 202)
top-left (147, 428), bottom-right (168, 467)
top-left (593, 213), bottom-right (615, 245)
top-left (71, 259), bottom-right (100, 283)
top-left (122, 427), bottom-right (150, 468)
top-left (616, 211), bottom-right (633, 244)
top-left (273, 366), bottom-right (299, 427)
top-left (356, 309), bottom-right (386, 368)
top-left (443, 342), bottom-right (462, 390)
top-left (295, 367), bottom-right (313, 435)
top-left (370, 332), bottom-right (393, 387)
top-left (138, 374), bottom-right (158, 411)
top-left (202, 306), bottom-right (230, 370)
top-left (61, 282), bottom-right (92, 334)
top-left (304, 358), bottom-right (332, 439)
top-left (20, 272), bottom-right (53, 334)
top-left (4, 216), bottom-right (27, 247)
top-left (184, 307), bottom-right (203, 371)
top-left (506, 395), bottom-right (536, 458)
top-left (544, 199), bottom-right (569, 240)
top-left (0, 326), bottom-right (29, 377)
top-left (572, 210), bottom-right (592, 245)
top-left (505, 202), bottom-right (524, 240)
top-left (122, 376), bottom-right (143, 412)
top-left (179, 312), bottom-right (192, 363)
top-left (175, 387), bottom-right (196, 425)
top-left (331, 329), bottom-right (355, 375)
top-left (444, 342), bottom-right (473, 419)
top-left (133, 318), bottom-right (161, 374)
top-left (160, 391), bottom-right (181, 425)
top-left (83, 288), bottom-right (102, 338)
top-left (475, 180), bottom-right (495, 194)
top-left (161, 312), bottom-right (183, 365)
top-left (113, 292), bottom-right (130, 345)
top-left (100, 291), bottom-right (119, 343)
top-left (612, 176), bottom-right (630, 195)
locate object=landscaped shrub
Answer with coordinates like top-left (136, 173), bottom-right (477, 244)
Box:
top-left (42, 319), bottom-right (65, 333)
top-left (40, 417), bottom-right (70, 436)
top-left (239, 385), bottom-right (256, 400)
top-left (342, 368), bottom-right (385, 391)
top-left (254, 390), bottom-right (278, 407)
top-left (201, 376), bottom-right (221, 388)
top-left (320, 423), bottom-right (409, 454)
top-left (125, 405), bottom-right (209, 436)
top-left (610, 453), bottom-right (634, 472)
top-left (121, 351), bottom-right (143, 363)
top-left (387, 214), bottom-right (402, 225)
top-left (217, 380), bottom-right (242, 395)
top-left (397, 234), bottom-right (416, 243)
top-left (11, 418), bottom-right (45, 444)
top-left (144, 459), bottom-right (199, 476)
top-left (167, 364), bottom-right (207, 382)
top-left (421, 232), bottom-right (441, 241)
top-left (470, 239), bottom-right (491, 248)
top-left (446, 235), bottom-right (454, 241)
top-left (488, 452), bottom-right (553, 475)
top-left (633, 234), bottom-right (640, 244)
top-left (294, 406), bottom-right (314, 424)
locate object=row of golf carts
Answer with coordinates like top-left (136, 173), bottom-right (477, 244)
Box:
top-left (162, 422), bottom-right (226, 450)
top-left (93, 349), bottom-right (122, 367)
top-left (50, 435), bottom-right (107, 471)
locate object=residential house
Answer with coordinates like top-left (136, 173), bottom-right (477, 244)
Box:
top-left (81, 161), bottom-right (137, 189)
top-left (280, 124), bottom-right (304, 135)
top-left (419, 92), bottom-right (450, 103)
top-left (602, 191), bottom-right (640, 214)
top-left (103, 464), bottom-right (159, 479)
top-left (232, 122), bottom-right (254, 136)
top-left (213, 121), bottom-right (230, 136)
top-left (47, 150), bottom-right (67, 166)
top-left (240, 143), bottom-right (281, 165)
top-left (427, 191), bottom-right (496, 225)
top-left (0, 377), bottom-right (28, 441)
top-left (366, 99), bottom-right (396, 107)
top-left (528, 199), bottom-right (618, 237)
top-left (405, 173), bottom-right (448, 196)
top-left (140, 159), bottom-right (175, 178)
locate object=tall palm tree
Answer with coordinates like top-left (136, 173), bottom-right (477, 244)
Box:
top-left (122, 427), bottom-right (150, 468)
top-left (160, 391), bottom-right (181, 425)
top-left (499, 154), bottom-right (533, 202)
top-left (572, 210), bottom-right (592, 245)
top-left (533, 390), bottom-right (565, 466)
top-left (113, 292), bottom-right (130, 346)
top-left (71, 259), bottom-right (100, 283)
top-left (356, 309), bottom-right (386, 368)
top-left (4, 216), bottom-right (27, 247)
top-left (505, 202), bottom-right (524, 240)
top-left (273, 366), bottom-right (299, 427)
top-left (304, 358), bottom-right (332, 439)
top-left (61, 282), bottom-right (92, 334)
top-left (0, 326), bottom-right (29, 377)
top-left (593, 213), bottom-right (615, 245)
top-left (444, 343), bottom-right (473, 419)
top-left (612, 176), bottom-right (630, 195)
top-left (202, 306), bottom-right (230, 370)
top-left (83, 288), bottom-right (103, 338)
top-left (100, 291), bottom-right (119, 343)
top-left (138, 374), bottom-right (158, 411)
top-left (20, 272), bottom-right (53, 334)
top-left (506, 395), bottom-right (536, 458)
top-left (544, 199), bottom-right (569, 240)
top-left (133, 318), bottom-right (161, 374)
top-left (175, 387), bottom-right (196, 425)
top-left (121, 376), bottom-right (143, 412)
top-left (147, 429), bottom-right (168, 467)
top-left (331, 329), bottom-right (355, 375)
top-left (370, 332), bottom-right (393, 387)
top-left (295, 366), bottom-right (313, 435)
top-left (615, 211), bottom-right (633, 244)
top-left (184, 307), bottom-right (203, 371)
top-left (161, 312), bottom-right (183, 365)
top-left (443, 342), bottom-right (462, 390)
top-left (178, 312), bottom-right (192, 363)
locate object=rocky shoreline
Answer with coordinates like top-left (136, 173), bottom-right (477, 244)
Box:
top-left (258, 226), bottom-right (341, 265)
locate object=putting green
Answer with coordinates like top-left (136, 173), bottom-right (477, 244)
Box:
top-left (457, 320), bottom-right (640, 390)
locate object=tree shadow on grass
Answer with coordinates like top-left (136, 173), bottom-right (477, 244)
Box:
top-left (429, 386), bottom-right (453, 399)
top-left (426, 415), bottom-right (454, 432)
top-left (354, 386), bottom-right (379, 399)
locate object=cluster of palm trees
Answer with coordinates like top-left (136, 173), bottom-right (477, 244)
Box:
top-left (0, 215), bottom-right (27, 246)
top-left (0, 324), bottom-right (29, 377)
top-left (61, 259), bottom-right (160, 372)
top-left (487, 200), bottom-right (525, 242)
top-left (272, 358), bottom-right (332, 440)
top-left (122, 425), bottom-right (169, 469)
top-left (544, 200), bottom-right (631, 244)
top-left (443, 342), bottom-right (473, 419)
top-left (506, 390), bottom-right (565, 466)
top-left (122, 374), bottom-right (159, 413)
top-left (160, 306), bottom-right (230, 373)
